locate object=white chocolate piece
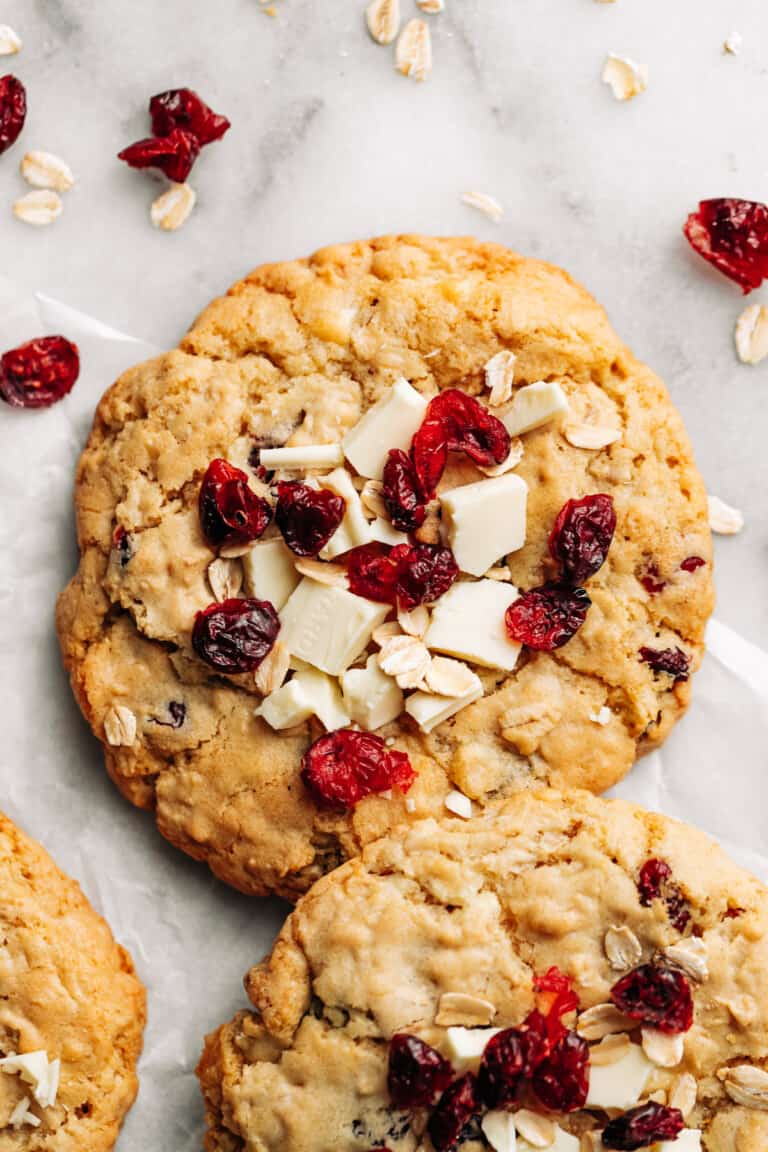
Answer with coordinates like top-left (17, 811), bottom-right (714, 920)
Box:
top-left (0, 1051), bottom-right (58, 1108)
top-left (660, 1133), bottom-right (702, 1152)
top-left (256, 668), bottom-right (349, 731)
top-left (242, 538), bottom-right (300, 610)
top-left (440, 473), bottom-right (527, 576)
top-left (502, 381), bottom-right (569, 437)
top-left (258, 443), bottom-right (344, 470)
top-left (482, 1111), bottom-right (517, 1152)
top-left (444, 1026), bottom-right (502, 1069)
top-left (342, 378), bottom-right (428, 479)
top-left (279, 579), bottom-right (389, 675)
top-left (444, 790), bottom-right (472, 818)
top-left (341, 654), bottom-right (404, 730)
top-left (425, 579), bottom-right (521, 671)
top-left (318, 468), bottom-right (374, 559)
top-left (518, 1128), bottom-right (580, 1152)
top-left (585, 1044), bottom-right (654, 1110)
top-left (369, 517), bottom-right (410, 546)
top-left (405, 678), bottom-right (483, 734)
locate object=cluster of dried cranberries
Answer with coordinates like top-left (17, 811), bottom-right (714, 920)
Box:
top-left (301, 729), bottom-right (415, 808)
top-left (346, 541), bottom-right (459, 610)
top-left (0, 335), bottom-right (80, 409)
top-left (119, 87), bottom-right (230, 184)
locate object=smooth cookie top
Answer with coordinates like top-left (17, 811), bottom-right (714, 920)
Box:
top-left (57, 236), bottom-right (713, 899)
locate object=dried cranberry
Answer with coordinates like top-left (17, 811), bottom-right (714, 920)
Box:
top-left (410, 419), bottom-right (449, 500)
top-left (684, 198), bottom-right (768, 294)
top-left (427, 1074), bottom-right (480, 1152)
top-left (152, 701), bottom-right (186, 729)
top-left (549, 495), bottom-right (616, 584)
top-left (199, 459), bottom-right (272, 549)
top-left (301, 730), bottom-right (415, 809)
top-left (681, 555), bottom-right (706, 572)
top-left (724, 906), bottom-right (745, 919)
top-left (531, 1030), bottom-right (590, 1112)
top-left (410, 389), bottom-right (510, 498)
top-left (192, 598), bottom-right (280, 674)
top-left (637, 859), bottom-right (690, 931)
top-left (118, 127), bottom-right (200, 183)
top-left (387, 1035), bottom-right (454, 1109)
top-left (639, 563), bottom-right (666, 596)
top-left (639, 646), bottom-right (690, 682)
top-left (112, 526), bottom-right (134, 566)
top-left (0, 74), bottom-right (26, 156)
top-left (0, 336), bottom-right (80, 409)
top-left (275, 481), bottom-right (345, 556)
top-left (534, 967), bottom-right (580, 1041)
top-left (505, 582), bottom-right (591, 651)
top-left (382, 449), bottom-right (426, 532)
top-left (346, 542), bottom-right (458, 609)
top-left (478, 1023), bottom-right (547, 1108)
top-left (610, 963), bottom-right (693, 1034)
top-left (601, 1103), bottom-right (684, 1150)
top-left (149, 88), bottom-right (231, 146)
top-left (345, 542), bottom-right (402, 603)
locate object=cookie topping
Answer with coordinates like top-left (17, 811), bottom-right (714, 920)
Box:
top-left (0, 1050), bottom-right (61, 1114)
top-left (192, 598), bottom-right (280, 673)
top-left (346, 541), bottom-right (459, 609)
top-left (382, 449), bottom-right (426, 531)
top-left (259, 443), bottom-right (345, 470)
top-left (638, 646), bottom-right (690, 683)
top-left (441, 474), bottom-right (527, 577)
top-left (426, 579), bottom-right (522, 672)
top-left (199, 459), bottom-right (272, 550)
top-left (436, 994), bottom-right (496, 1028)
top-left (531, 1030), bottom-right (590, 1113)
top-left (610, 963), bottom-right (693, 1034)
top-left (104, 704), bottom-right (138, 747)
top-left (501, 380), bottom-right (569, 437)
top-left (604, 925), bottom-right (643, 972)
top-left (343, 378), bottom-right (428, 480)
top-left (601, 55), bottom-right (648, 102)
top-left (601, 1102), bottom-right (684, 1150)
top-left (275, 481), bottom-right (346, 557)
top-left (300, 729), bottom-right (414, 808)
top-left (637, 858), bottom-right (691, 930)
top-left (279, 579), bottom-right (389, 675)
top-left (387, 1034), bottom-right (454, 1109)
top-left (662, 938), bottom-right (708, 982)
top-left (427, 1072), bottom-right (480, 1151)
top-left (720, 1064), bottom-right (768, 1109)
top-left (0, 335), bottom-right (79, 409)
top-left (549, 494), bottom-right (616, 584)
top-left (505, 583), bottom-right (591, 651)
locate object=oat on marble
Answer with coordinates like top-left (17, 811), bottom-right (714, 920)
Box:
top-left (20, 150), bottom-right (75, 192)
top-left (708, 494), bottom-right (744, 535)
top-left (735, 304), bottom-right (768, 365)
top-left (366, 0), bottom-right (400, 45)
top-left (395, 19), bottom-right (432, 81)
top-left (461, 191), bottom-right (504, 224)
top-left (150, 182), bottom-right (196, 231)
top-left (13, 189), bottom-right (63, 226)
top-left (602, 53), bottom-right (648, 100)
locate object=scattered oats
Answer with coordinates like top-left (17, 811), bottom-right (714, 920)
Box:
top-left (366, 0), bottom-right (401, 45)
top-left (372, 621), bottom-right (403, 646)
top-left (424, 349), bottom-right (440, 359)
top-left (708, 494), bottom-right (744, 535)
top-left (417, 0), bottom-right (444, 11)
top-left (669, 1072), bottom-right (697, 1118)
top-left (150, 182), bottom-right (196, 231)
top-left (479, 437), bottom-right (524, 477)
top-left (602, 54), bottom-right (648, 101)
top-left (723, 31), bottom-right (743, 55)
top-left (642, 1027), bottom-right (684, 1068)
top-left (397, 603), bottom-right (430, 638)
top-left (104, 705), bottom-right (137, 747)
top-left (219, 540), bottom-right (257, 559)
top-left (444, 789), bottom-right (472, 819)
top-left (360, 479), bottom-right (388, 519)
top-left (663, 937), bottom-right (708, 982)
top-left (207, 557), bottom-right (243, 603)
top-left (254, 641), bottom-right (290, 695)
top-left (0, 24), bottom-right (22, 55)
top-left (378, 634), bottom-right (431, 688)
top-left (436, 992), bottom-right (496, 1028)
top-left (294, 557), bottom-right (348, 587)
top-left (13, 189), bottom-right (63, 226)
top-left (461, 191), bottom-right (504, 224)
top-left (262, 4), bottom-right (277, 15)
top-left (514, 1110), bottom-right (555, 1148)
top-left (590, 705), bottom-right (612, 726)
top-left (564, 422), bottom-right (622, 450)
top-left (404, 797), bottom-right (416, 812)
top-left (20, 150), bottom-right (74, 192)
top-left (735, 304), bottom-right (768, 365)
top-left (414, 502), bottom-right (441, 544)
top-left (589, 1033), bottom-right (633, 1066)
top-left (395, 19), bottom-right (432, 81)
top-left (577, 1002), bottom-right (634, 1040)
top-left (10, 1097), bottom-right (39, 1130)
top-left (484, 351), bottom-right (516, 406)
top-left (425, 656), bottom-right (479, 698)
top-left (485, 565), bottom-right (512, 582)
top-left (721, 1064), bottom-right (768, 1110)
top-left (604, 925), bottom-right (642, 971)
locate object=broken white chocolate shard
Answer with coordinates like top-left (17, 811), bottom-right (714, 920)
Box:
top-left (444, 789), bottom-right (472, 819)
top-left (735, 304), bottom-right (768, 365)
top-left (366, 0), bottom-right (400, 45)
top-left (342, 378), bottom-right (427, 479)
top-left (21, 150), bottom-right (75, 192)
top-left (0, 1050), bottom-right (59, 1109)
top-left (256, 667), bottom-right (349, 731)
top-left (426, 579), bottom-right (521, 671)
top-left (585, 1043), bottom-right (653, 1109)
top-left (440, 473), bottom-right (527, 577)
top-left (258, 443), bottom-right (344, 470)
top-left (405, 677), bottom-right (483, 734)
top-left (436, 992), bottom-right (496, 1028)
top-left (461, 191), bottom-right (504, 224)
top-left (444, 1026), bottom-right (502, 1069)
top-left (242, 538), bottom-right (301, 610)
top-left (318, 467), bottom-right (373, 558)
top-left (150, 182), bottom-right (196, 231)
top-left (484, 350), bottom-right (516, 406)
top-left (395, 18), bottom-right (432, 81)
top-left (279, 579), bottom-right (389, 675)
top-left (708, 494), bottom-right (744, 535)
top-left (481, 1110), bottom-right (517, 1152)
top-left (590, 706), bottom-right (612, 726)
top-left (369, 517), bottom-right (410, 546)
top-left (341, 654), bottom-right (404, 730)
top-left (502, 381), bottom-right (569, 437)
top-left (602, 53), bottom-right (648, 101)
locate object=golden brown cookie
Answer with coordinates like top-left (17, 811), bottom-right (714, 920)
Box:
top-left (0, 811), bottom-right (145, 1149)
top-left (197, 789), bottom-right (768, 1152)
top-left (56, 236), bottom-right (714, 899)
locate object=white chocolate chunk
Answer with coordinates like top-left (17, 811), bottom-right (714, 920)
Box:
top-left (482, 1111), bottom-right (517, 1152)
top-left (258, 443), bottom-right (344, 470)
top-left (502, 381), bottom-right (568, 437)
top-left (590, 706), bottom-right (612, 726)
top-left (0, 1051), bottom-right (57, 1108)
top-left (585, 1044), bottom-right (653, 1110)
top-left (341, 654), bottom-right (404, 730)
top-left (441, 474), bottom-right (527, 577)
top-left (444, 1026), bottom-right (502, 1069)
top-left (425, 579), bottom-right (521, 671)
top-left (444, 789), bottom-right (472, 818)
top-left (602, 54), bottom-right (648, 101)
top-left (279, 579), bottom-right (389, 675)
top-left (242, 538), bottom-right (300, 610)
top-left (518, 1128), bottom-right (579, 1152)
top-left (10, 1096), bottom-right (39, 1129)
top-left (318, 467), bottom-right (373, 558)
top-left (342, 378), bottom-right (428, 479)
top-left (405, 678), bottom-right (483, 734)
top-left (369, 517), bottom-right (410, 546)
top-left (256, 668), bottom-right (349, 731)
top-left (659, 1133), bottom-right (702, 1152)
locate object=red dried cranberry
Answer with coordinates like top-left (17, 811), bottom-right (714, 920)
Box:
top-left (275, 481), bottom-right (345, 556)
top-left (724, 906), bottom-right (745, 919)
top-left (118, 127), bottom-right (200, 183)
top-left (301, 730), bottom-right (415, 809)
top-left (534, 967), bottom-right (580, 1042)
top-left (637, 859), bottom-right (691, 931)
top-left (684, 198), bottom-right (768, 294)
top-left (0, 74), bottom-right (26, 155)
top-left (639, 646), bottom-right (690, 682)
top-left (610, 963), bottom-right (693, 1034)
top-left (427, 1073), bottom-right (480, 1152)
top-left (149, 88), bottom-right (231, 146)
top-left (199, 459), bottom-right (272, 549)
top-left (346, 542), bottom-right (458, 609)
top-left (410, 419), bottom-right (449, 500)
top-left (387, 1035), bottom-right (454, 1109)
top-left (0, 336), bottom-right (80, 409)
top-left (152, 701), bottom-right (186, 729)
top-left (681, 555), bottom-right (706, 572)
top-left (639, 563), bottom-right (666, 596)
top-left (478, 1022), bottom-right (548, 1108)
top-left (113, 527), bottom-right (134, 567)
top-left (410, 389), bottom-right (510, 498)
top-left (505, 582), bottom-right (591, 651)
top-left (531, 1030), bottom-right (590, 1112)
top-left (192, 598), bottom-right (280, 674)
top-left (345, 542), bottom-right (402, 603)
top-left (602, 1103), bottom-right (684, 1150)
top-left (549, 495), bottom-right (616, 584)
top-left (382, 449), bottom-right (426, 532)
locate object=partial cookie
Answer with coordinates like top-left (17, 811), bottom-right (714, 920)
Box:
top-left (197, 789), bottom-right (768, 1152)
top-left (0, 811), bottom-right (145, 1149)
top-left (56, 236), bottom-right (714, 899)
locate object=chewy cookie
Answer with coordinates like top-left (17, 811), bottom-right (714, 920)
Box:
top-left (56, 236), bottom-right (713, 899)
top-left (197, 789), bottom-right (768, 1152)
top-left (0, 811), bottom-right (145, 1148)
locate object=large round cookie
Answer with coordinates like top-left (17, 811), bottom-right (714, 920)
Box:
top-left (56, 236), bottom-right (714, 899)
top-left (197, 789), bottom-right (768, 1152)
top-left (0, 811), bottom-right (145, 1148)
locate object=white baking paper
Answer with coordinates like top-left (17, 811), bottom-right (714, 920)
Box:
top-left (0, 280), bottom-right (766, 1150)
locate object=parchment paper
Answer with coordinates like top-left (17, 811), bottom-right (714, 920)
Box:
top-left (0, 280), bottom-right (766, 1150)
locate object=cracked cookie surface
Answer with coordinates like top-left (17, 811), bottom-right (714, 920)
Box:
top-left (197, 789), bottom-right (768, 1152)
top-left (56, 235), bottom-right (714, 899)
top-left (0, 811), bottom-right (145, 1149)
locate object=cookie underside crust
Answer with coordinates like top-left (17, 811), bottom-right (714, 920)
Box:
top-left (56, 236), bottom-right (714, 899)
